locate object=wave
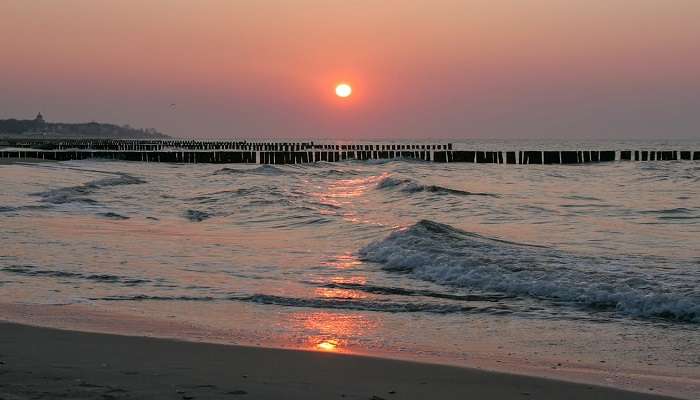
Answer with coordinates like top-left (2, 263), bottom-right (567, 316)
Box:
top-left (309, 168), bottom-right (362, 178)
top-left (639, 207), bottom-right (700, 221)
top-left (213, 165), bottom-right (286, 176)
top-left (376, 176), bottom-right (497, 197)
top-left (640, 207), bottom-right (695, 215)
top-left (96, 295), bottom-right (214, 301)
top-left (359, 220), bottom-right (700, 323)
top-left (0, 265), bottom-right (149, 286)
top-left (186, 188), bottom-right (258, 203)
top-left (34, 173), bottom-right (145, 205)
top-left (0, 205), bottom-right (50, 214)
top-left (320, 282), bottom-right (512, 302)
top-left (96, 293), bottom-right (509, 314)
top-left (268, 216), bottom-right (332, 228)
top-left (234, 294), bottom-right (499, 314)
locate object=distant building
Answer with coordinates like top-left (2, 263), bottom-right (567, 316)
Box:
top-left (0, 113), bottom-right (168, 138)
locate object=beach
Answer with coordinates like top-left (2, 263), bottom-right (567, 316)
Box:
top-left (1, 147), bottom-right (698, 399)
top-left (0, 321), bottom-right (678, 400)
top-left (4, 0), bottom-right (700, 397)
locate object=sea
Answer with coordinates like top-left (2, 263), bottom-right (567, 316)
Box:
top-left (1, 139), bottom-right (698, 398)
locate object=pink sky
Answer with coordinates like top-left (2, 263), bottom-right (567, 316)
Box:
top-left (1, 0), bottom-right (699, 139)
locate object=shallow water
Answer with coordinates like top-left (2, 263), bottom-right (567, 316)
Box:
top-left (1, 139), bottom-right (699, 397)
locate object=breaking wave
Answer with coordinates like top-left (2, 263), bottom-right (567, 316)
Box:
top-left (376, 176), bottom-right (497, 197)
top-left (359, 220), bottom-right (700, 322)
top-left (96, 293), bottom-right (511, 314)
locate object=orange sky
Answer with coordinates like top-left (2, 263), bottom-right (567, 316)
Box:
top-left (1, 0), bottom-right (699, 138)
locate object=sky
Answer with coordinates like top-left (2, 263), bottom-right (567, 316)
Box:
top-left (1, 0), bottom-right (699, 139)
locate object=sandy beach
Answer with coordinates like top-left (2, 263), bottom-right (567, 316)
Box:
top-left (3, 1), bottom-right (700, 398)
top-left (0, 321), bottom-right (678, 400)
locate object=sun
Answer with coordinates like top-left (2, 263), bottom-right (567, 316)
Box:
top-left (335, 83), bottom-right (352, 98)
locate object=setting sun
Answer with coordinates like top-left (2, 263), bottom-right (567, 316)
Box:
top-left (335, 83), bottom-right (352, 98)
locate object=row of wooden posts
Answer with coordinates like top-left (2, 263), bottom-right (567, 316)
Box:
top-left (1, 147), bottom-right (698, 164)
top-left (0, 138), bottom-right (452, 152)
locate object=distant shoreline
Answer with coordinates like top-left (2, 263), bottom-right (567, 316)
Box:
top-left (0, 115), bottom-right (169, 139)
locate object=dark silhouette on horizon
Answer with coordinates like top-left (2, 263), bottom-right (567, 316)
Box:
top-left (0, 113), bottom-right (168, 138)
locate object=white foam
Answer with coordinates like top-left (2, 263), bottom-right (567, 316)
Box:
top-left (359, 220), bottom-right (700, 322)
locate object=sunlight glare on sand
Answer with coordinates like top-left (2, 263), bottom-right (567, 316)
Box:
top-left (316, 340), bottom-right (339, 352)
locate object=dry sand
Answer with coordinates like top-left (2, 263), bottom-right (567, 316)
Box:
top-left (0, 322), bottom-right (676, 400)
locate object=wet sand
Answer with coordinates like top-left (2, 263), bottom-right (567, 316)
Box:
top-left (0, 322), bottom-right (676, 400)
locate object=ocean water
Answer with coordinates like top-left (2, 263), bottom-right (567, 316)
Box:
top-left (1, 140), bottom-right (699, 397)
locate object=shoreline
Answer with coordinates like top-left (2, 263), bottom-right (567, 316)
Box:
top-left (0, 320), bottom-right (679, 400)
top-left (0, 302), bottom-right (693, 399)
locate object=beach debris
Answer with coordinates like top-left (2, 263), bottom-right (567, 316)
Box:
top-left (185, 209), bottom-right (211, 222)
top-left (98, 212), bottom-right (129, 220)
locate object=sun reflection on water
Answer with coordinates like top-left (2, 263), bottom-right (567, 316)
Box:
top-left (289, 310), bottom-right (378, 354)
top-left (320, 253), bottom-right (363, 270)
top-left (311, 173), bottom-right (392, 226)
top-left (315, 287), bottom-right (366, 299)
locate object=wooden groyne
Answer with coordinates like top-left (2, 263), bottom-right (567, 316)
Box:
top-left (1, 139), bottom-right (698, 164)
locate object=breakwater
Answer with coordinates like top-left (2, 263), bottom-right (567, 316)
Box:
top-left (1, 138), bottom-right (698, 164)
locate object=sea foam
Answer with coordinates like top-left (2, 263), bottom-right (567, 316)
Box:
top-left (359, 220), bottom-right (699, 322)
